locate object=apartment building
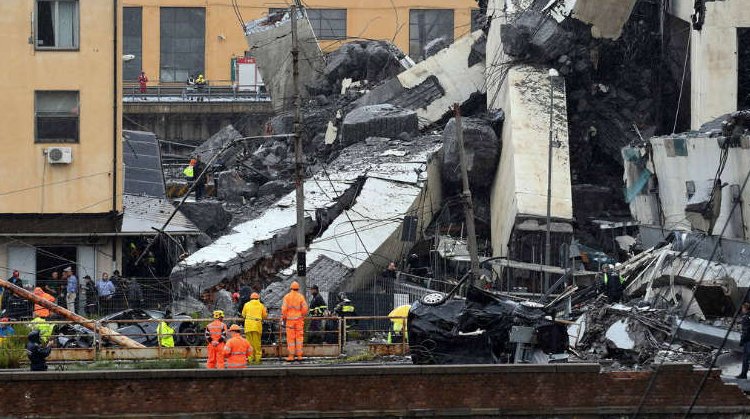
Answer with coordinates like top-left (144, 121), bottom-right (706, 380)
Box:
top-left (122, 0), bottom-right (479, 85)
top-left (0, 0), bottom-right (124, 287)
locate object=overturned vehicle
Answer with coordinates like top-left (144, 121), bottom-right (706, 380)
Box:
top-left (408, 276), bottom-right (568, 365)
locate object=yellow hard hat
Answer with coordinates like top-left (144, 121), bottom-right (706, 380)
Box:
top-left (290, 281), bottom-right (300, 290)
top-left (213, 310), bottom-right (224, 319)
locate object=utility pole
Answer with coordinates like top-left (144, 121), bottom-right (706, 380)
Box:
top-left (544, 69), bottom-right (559, 293)
top-left (454, 104), bottom-right (480, 285)
top-left (291, 3), bottom-right (306, 292)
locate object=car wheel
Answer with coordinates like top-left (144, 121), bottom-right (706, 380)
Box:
top-left (421, 292), bottom-right (446, 306)
top-left (178, 324), bottom-right (200, 346)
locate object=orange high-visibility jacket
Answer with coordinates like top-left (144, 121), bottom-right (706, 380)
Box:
top-left (281, 290), bottom-right (308, 321)
top-left (224, 335), bottom-right (251, 368)
top-left (33, 288), bottom-right (55, 318)
top-left (205, 319), bottom-right (228, 343)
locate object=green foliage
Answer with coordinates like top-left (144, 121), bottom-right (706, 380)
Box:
top-left (0, 324), bottom-right (31, 369)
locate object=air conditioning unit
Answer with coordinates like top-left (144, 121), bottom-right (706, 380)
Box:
top-left (46, 147), bottom-right (73, 164)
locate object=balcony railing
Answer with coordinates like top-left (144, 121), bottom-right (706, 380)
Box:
top-left (123, 81), bottom-right (271, 103)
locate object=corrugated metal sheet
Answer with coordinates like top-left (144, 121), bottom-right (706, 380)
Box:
top-left (121, 195), bottom-right (199, 235)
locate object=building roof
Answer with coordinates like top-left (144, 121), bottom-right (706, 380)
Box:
top-left (121, 194), bottom-right (200, 236)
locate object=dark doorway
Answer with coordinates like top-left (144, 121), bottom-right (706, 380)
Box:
top-left (36, 246), bottom-right (77, 297)
top-left (739, 28), bottom-right (750, 110)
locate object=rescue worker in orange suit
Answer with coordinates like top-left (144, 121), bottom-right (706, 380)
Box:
top-left (224, 324), bottom-right (251, 369)
top-left (205, 310), bottom-right (228, 369)
top-left (281, 281), bottom-right (308, 361)
top-left (241, 292), bottom-right (267, 364)
top-left (32, 287), bottom-right (55, 318)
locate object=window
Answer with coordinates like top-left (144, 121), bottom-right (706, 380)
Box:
top-left (160, 8), bottom-right (205, 83)
top-left (409, 10), bottom-right (454, 61)
top-left (35, 91), bottom-right (79, 143)
top-left (307, 9), bottom-right (346, 40)
top-left (123, 7), bottom-right (143, 81)
top-left (36, 0), bottom-right (79, 49)
top-left (739, 28), bottom-right (750, 110)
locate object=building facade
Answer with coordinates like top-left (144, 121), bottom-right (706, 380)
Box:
top-left (122, 0), bottom-right (479, 85)
top-left (0, 0), bottom-right (123, 288)
top-left (669, 0), bottom-right (750, 129)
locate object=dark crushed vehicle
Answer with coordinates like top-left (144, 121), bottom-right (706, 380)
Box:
top-left (408, 276), bottom-right (568, 365)
top-left (54, 309), bottom-right (200, 348)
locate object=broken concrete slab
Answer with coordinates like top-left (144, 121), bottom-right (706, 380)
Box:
top-left (605, 319), bottom-right (636, 350)
top-left (441, 117), bottom-right (501, 195)
top-left (193, 125), bottom-right (244, 168)
top-left (245, 10), bottom-right (324, 112)
top-left (488, 65), bottom-right (573, 261)
top-left (356, 31), bottom-right (487, 129)
top-left (178, 201), bottom-right (233, 238)
top-left (308, 40), bottom-right (408, 96)
top-left (216, 170), bottom-right (258, 203)
top-left (341, 104), bottom-right (418, 146)
top-left (564, 0), bottom-right (638, 40)
top-left (170, 137), bottom-right (442, 295)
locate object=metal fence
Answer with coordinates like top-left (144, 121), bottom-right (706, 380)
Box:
top-left (123, 83), bottom-right (270, 102)
top-left (0, 315), bottom-right (408, 363)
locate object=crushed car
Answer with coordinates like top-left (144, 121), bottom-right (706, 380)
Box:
top-left (408, 275), bottom-right (568, 365)
top-left (54, 309), bottom-right (200, 348)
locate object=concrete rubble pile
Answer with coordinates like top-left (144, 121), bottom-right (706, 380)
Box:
top-left (567, 298), bottom-right (716, 369)
top-left (167, 20), bottom-right (497, 313)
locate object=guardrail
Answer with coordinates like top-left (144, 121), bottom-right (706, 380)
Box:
top-left (0, 315), bottom-right (409, 363)
top-left (123, 83), bottom-right (271, 103)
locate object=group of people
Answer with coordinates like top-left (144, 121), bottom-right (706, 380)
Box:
top-left (185, 280), bottom-right (359, 368)
top-left (0, 268), bottom-right (145, 319)
top-left (159, 291), bottom-right (270, 369)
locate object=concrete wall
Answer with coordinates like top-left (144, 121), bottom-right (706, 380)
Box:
top-left (625, 136), bottom-right (750, 240)
top-left (488, 66), bottom-right (572, 258)
top-left (1, 364), bottom-right (748, 417)
top-left (670, 0), bottom-right (750, 129)
top-left (0, 0), bottom-right (123, 215)
top-left (124, 0), bottom-right (477, 85)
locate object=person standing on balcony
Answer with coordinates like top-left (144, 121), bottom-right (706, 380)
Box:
top-left (138, 71), bottom-right (148, 99)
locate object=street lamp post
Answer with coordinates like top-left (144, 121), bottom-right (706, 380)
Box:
top-left (544, 68), bottom-right (559, 293)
